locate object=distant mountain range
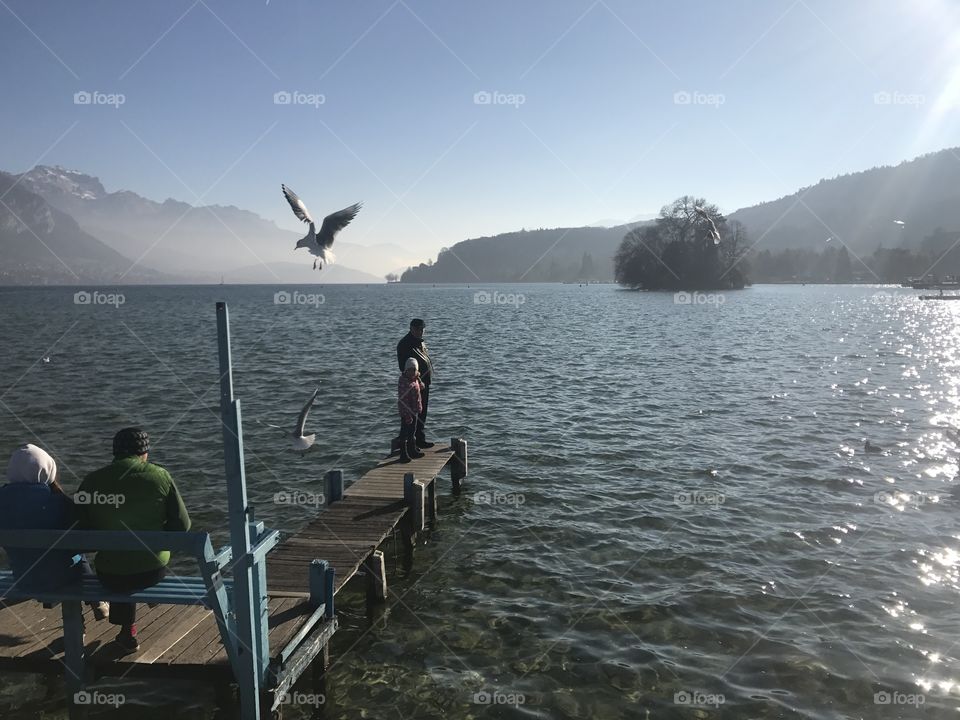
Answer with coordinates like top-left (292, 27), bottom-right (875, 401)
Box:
top-left (4, 147), bottom-right (959, 285)
top-left (402, 146), bottom-right (960, 283)
top-left (0, 172), bottom-right (165, 284)
top-left (1, 165), bottom-right (422, 284)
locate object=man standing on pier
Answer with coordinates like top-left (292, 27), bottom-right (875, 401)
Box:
top-left (397, 318), bottom-right (435, 449)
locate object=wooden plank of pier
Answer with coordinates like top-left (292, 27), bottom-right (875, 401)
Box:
top-left (0, 596), bottom-right (320, 679)
top-left (345, 445), bottom-right (454, 499)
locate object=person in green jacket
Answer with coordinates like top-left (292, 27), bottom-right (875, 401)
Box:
top-left (76, 427), bottom-right (191, 653)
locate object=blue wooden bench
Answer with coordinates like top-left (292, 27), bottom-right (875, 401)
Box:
top-left (0, 524), bottom-right (281, 717)
top-left (0, 530), bottom-right (234, 606)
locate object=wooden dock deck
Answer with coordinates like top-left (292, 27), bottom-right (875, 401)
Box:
top-left (269, 445), bottom-right (456, 596)
top-left (0, 443), bottom-right (465, 682)
top-left (0, 595), bottom-right (314, 680)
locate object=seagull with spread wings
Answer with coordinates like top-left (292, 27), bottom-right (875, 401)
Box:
top-left (282, 184), bottom-right (362, 270)
top-left (254, 387), bottom-right (322, 453)
top-left (694, 206), bottom-right (722, 245)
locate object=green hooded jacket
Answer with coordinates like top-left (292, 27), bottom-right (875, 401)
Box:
top-left (76, 456), bottom-right (191, 575)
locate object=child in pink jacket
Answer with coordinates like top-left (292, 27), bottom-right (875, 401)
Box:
top-left (398, 357), bottom-right (425, 463)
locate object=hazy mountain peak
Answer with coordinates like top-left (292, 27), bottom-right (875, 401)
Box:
top-left (22, 165), bottom-right (106, 201)
top-left (161, 197), bottom-right (193, 211)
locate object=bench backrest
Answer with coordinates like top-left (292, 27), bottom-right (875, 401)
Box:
top-left (0, 529), bottom-right (213, 558)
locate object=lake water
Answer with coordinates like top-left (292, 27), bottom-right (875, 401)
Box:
top-left (1, 283), bottom-right (959, 719)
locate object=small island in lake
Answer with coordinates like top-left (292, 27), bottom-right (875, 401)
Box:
top-left (614, 196), bottom-right (749, 291)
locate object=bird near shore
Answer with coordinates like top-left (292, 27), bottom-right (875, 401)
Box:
top-left (694, 206), bottom-right (722, 245)
top-left (258, 388), bottom-right (321, 452)
top-left (281, 184), bottom-right (362, 270)
top-left (291, 387), bottom-right (320, 452)
top-left (864, 440), bottom-right (884, 454)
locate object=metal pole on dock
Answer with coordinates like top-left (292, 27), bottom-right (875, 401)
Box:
top-left (216, 302), bottom-right (262, 720)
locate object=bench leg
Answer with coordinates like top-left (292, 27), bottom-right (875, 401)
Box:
top-left (61, 600), bottom-right (87, 719)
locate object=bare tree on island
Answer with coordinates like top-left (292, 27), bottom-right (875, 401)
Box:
top-left (615, 196), bottom-right (749, 290)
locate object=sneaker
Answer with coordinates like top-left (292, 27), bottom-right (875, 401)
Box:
top-left (91, 602), bottom-right (109, 621)
top-left (114, 629), bottom-right (139, 654)
top-left (416, 439), bottom-right (435, 449)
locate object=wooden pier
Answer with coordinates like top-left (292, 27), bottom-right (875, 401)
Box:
top-left (269, 442), bottom-right (463, 599)
top-left (0, 303), bottom-right (468, 719)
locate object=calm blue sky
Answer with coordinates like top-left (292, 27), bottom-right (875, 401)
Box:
top-left (2, 0), bottom-right (958, 257)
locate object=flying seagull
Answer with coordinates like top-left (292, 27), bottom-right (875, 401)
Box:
top-left (893, 220), bottom-right (906, 226)
top-left (291, 387), bottom-right (320, 452)
top-left (282, 184), bottom-right (362, 270)
top-left (694, 206), bottom-right (722, 245)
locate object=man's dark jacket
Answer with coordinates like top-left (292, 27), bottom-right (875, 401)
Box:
top-left (397, 333), bottom-right (432, 386)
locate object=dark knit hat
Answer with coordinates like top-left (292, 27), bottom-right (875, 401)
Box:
top-left (410, 318), bottom-right (425, 329)
top-left (113, 427), bottom-right (150, 457)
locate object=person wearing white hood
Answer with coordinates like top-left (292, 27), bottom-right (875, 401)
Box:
top-left (0, 444), bottom-right (108, 619)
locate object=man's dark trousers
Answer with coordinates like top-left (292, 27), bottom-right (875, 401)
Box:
top-left (416, 384), bottom-right (429, 444)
